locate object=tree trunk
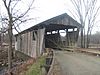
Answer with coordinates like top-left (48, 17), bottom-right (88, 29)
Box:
top-left (87, 30), bottom-right (92, 48)
top-left (83, 29), bottom-right (85, 48)
top-left (86, 33), bottom-right (89, 48)
top-left (8, 22), bottom-right (13, 69)
top-left (86, 30), bottom-right (90, 48)
top-left (81, 28), bottom-right (83, 48)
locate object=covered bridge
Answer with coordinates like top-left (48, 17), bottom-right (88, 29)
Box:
top-left (15, 13), bottom-right (81, 58)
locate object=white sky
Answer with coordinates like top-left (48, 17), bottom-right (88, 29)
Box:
top-left (0, 0), bottom-right (100, 34)
top-left (23, 0), bottom-right (68, 31)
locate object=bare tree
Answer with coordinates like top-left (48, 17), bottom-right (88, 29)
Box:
top-left (86, 0), bottom-right (100, 48)
top-left (69, 0), bottom-right (100, 48)
top-left (0, 14), bottom-right (8, 50)
top-left (0, 0), bottom-right (34, 70)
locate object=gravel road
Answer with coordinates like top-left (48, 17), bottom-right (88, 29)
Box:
top-left (55, 51), bottom-right (100, 75)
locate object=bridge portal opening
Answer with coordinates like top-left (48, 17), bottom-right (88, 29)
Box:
top-left (45, 24), bottom-right (79, 49)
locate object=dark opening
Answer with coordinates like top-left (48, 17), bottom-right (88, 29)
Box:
top-left (33, 31), bottom-right (37, 40)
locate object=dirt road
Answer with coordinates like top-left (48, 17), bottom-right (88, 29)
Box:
top-left (55, 51), bottom-right (100, 75)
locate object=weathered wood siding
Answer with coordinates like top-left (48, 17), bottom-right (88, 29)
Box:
top-left (38, 28), bottom-right (45, 55)
top-left (15, 31), bottom-right (36, 57)
top-left (15, 13), bottom-right (80, 57)
top-left (15, 28), bottom-right (45, 58)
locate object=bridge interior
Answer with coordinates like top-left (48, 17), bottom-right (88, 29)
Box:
top-left (44, 24), bottom-right (79, 49)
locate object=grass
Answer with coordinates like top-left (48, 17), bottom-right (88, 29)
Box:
top-left (24, 56), bottom-right (46, 75)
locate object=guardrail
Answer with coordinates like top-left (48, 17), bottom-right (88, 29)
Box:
top-left (47, 53), bottom-right (55, 75)
top-left (40, 49), bottom-right (55, 75)
top-left (76, 48), bottom-right (100, 56)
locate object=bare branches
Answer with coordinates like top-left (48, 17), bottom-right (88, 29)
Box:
top-left (69, 0), bottom-right (100, 48)
top-left (11, 1), bottom-right (19, 13)
top-left (1, 0), bottom-right (35, 69)
top-left (1, 0), bottom-right (35, 33)
top-left (87, 0), bottom-right (100, 33)
top-left (3, 0), bottom-right (8, 9)
top-left (17, 1), bottom-right (34, 20)
top-left (8, 0), bottom-right (12, 8)
top-left (21, 0), bottom-right (34, 17)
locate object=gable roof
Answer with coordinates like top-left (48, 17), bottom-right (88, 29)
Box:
top-left (15, 13), bottom-right (81, 35)
top-left (39, 13), bottom-right (81, 27)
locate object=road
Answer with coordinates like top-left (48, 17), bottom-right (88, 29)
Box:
top-left (55, 51), bottom-right (100, 75)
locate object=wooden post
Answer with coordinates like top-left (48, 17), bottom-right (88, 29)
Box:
top-left (66, 29), bottom-right (69, 47)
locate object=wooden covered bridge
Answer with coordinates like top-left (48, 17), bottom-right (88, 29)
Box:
top-left (15, 13), bottom-right (81, 58)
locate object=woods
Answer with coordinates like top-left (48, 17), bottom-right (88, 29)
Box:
top-left (0, 0), bottom-right (34, 70)
top-left (69, 0), bottom-right (100, 48)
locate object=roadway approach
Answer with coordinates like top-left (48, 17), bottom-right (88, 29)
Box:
top-left (55, 50), bottom-right (100, 75)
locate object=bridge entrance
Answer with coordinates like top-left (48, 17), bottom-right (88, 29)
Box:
top-left (45, 24), bottom-right (79, 49)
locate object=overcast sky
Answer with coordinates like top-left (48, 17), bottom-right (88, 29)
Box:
top-left (0, 0), bottom-right (100, 34)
